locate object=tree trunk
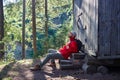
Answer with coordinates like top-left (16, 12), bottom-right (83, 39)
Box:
top-left (22, 0), bottom-right (26, 59)
top-left (32, 0), bottom-right (37, 55)
top-left (45, 0), bottom-right (48, 53)
top-left (0, 0), bottom-right (4, 59)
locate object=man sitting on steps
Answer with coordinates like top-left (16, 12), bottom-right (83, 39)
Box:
top-left (30, 31), bottom-right (80, 71)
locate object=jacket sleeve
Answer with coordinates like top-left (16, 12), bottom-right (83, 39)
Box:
top-left (68, 41), bottom-right (78, 53)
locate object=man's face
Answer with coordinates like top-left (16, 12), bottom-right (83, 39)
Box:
top-left (68, 32), bottom-right (73, 38)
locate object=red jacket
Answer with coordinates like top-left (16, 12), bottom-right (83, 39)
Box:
top-left (59, 37), bottom-right (79, 59)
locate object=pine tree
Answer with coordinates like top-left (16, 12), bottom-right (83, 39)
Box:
top-left (32, 0), bottom-right (37, 55)
top-left (45, 0), bottom-right (48, 52)
top-left (0, 0), bottom-right (4, 59)
top-left (22, 0), bottom-right (26, 59)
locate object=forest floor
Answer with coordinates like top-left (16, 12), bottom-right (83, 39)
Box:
top-left (0, 59), bottom-right (120, 80)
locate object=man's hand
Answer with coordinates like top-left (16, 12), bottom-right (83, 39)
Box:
top-left (66, 46), bottom-right (69, 49)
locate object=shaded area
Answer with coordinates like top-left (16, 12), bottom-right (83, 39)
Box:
top-left (0, 59), bottom-right (120, 80)
top-left (0, 62), bottom-right (15, 79)
top-left (0, 60), bottom-right (33, 80)
top-left (32, 58), bottom-right (47, 80)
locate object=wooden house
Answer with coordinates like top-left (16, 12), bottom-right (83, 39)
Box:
top-left (73, 0), bottom-right (120, 62)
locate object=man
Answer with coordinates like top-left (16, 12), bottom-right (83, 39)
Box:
top-left (30, 31), bottom-right (79, 70)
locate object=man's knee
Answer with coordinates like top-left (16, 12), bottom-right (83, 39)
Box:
top-left (47, 53), bottom-right (53, 58)
top-left (48, 49), bottom-right (57, 53)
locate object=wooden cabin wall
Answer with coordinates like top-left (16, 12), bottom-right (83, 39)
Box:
top-left (98, 0), bottom-right (120, 59)
top-left (73, 0), bottom-right (98, 56)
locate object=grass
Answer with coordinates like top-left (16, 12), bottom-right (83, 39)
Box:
top-left (2, 77), bottom-right (12, 80)
top-left (0, 60), bottom-right (10, 66)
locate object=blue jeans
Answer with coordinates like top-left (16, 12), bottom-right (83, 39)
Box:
top-left (40, 49), bottom-right (64, 68)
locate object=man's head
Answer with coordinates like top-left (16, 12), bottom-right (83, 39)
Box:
top-left (69, 31), bottom-right (76, 38)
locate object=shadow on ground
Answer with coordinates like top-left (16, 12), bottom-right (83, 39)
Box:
top-left (0, 59), bottom-right (120, 80)
top-left (0, 61), bottom-right (16, 79)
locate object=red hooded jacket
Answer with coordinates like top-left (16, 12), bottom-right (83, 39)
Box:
top-left (59, 37), bottom-right (79, 59)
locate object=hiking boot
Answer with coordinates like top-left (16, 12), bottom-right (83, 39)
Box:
top-left (30, 64), bottom-right (41, 71)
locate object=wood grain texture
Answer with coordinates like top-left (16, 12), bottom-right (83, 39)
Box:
top-left (73, 0), bottom-right (120, 59)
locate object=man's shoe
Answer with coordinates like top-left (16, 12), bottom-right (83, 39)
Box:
top-left (30, 64), bottom-right (41, 71)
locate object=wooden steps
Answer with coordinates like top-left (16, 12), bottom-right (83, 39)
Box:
top-left (59, 52), bottom-right (85, 70)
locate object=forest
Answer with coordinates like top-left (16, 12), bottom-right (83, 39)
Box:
top-left (0, 0), bottom-right (73, 61)
top-left (0, 0), bottom-right (120, 80)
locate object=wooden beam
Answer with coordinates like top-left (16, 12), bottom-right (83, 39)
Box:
top-left (98, 55), bottom-right (120, 60)
top-left (22, 0), bottom-right (26, 59)
top-left (32, 0), bottom-right (37, 55)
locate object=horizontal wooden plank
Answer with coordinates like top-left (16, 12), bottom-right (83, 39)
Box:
top-left (59, 60), bottom-right (72, 64)
top-left (98, 55), bottom-right (120, 60)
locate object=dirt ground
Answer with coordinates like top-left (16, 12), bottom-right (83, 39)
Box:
top-left (0, 59), bottom-right (120, 80)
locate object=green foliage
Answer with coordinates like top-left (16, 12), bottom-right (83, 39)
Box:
top-left (5, 52), bottom-right (15, 62)
top-left (54, 17), bottom-right (73, 48)
top-left (2, 77), bottom-right (12, 80)
top-left (3, 0), bottom-right (73, 59)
